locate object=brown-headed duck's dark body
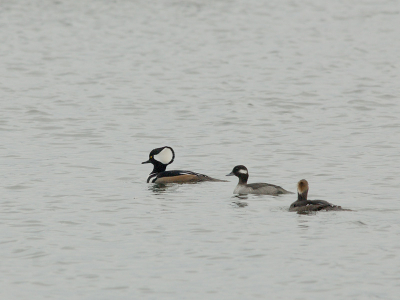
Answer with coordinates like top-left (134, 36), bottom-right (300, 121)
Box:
top-left (289, 179), bottom-right (348, 212)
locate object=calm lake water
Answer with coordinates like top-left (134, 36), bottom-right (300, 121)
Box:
top-left (1, 0), bottom-right (399, 299)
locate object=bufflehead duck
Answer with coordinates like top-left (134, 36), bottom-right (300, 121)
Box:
top-left (142, 146), bottom-right (226, 183)
top-left (226, 165), bottom-right (292, 195)
top-left (289, 179), bottom-right (345, 212)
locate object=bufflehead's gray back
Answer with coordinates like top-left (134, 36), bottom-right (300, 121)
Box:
top-left (226, 165), bottom-right (292, 195)
top-left (289, 179), bottom-right (347, 212)
top-left (142, 146), bottom-right (226, 183)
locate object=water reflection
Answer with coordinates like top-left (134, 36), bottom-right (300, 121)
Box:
top-left (147, 183), bottom-right (177, 194)
top-left (297, 219), bottom-right (310, 229)
top-left (147, 182), bottom-right (202, 194)
top-left (230, 195), bottom-right (249, 207)
top-left (232, 201), bottom-right (248, 208)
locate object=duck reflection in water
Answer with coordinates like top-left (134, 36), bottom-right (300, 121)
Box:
top-left (147, 182), bottom-right (180, 194)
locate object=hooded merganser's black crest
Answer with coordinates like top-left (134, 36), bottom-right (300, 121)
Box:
top-left (226, 165), bottom-right (292, 195)
top-left (142, 146), bottom-right (226, 183)
top-left (289, 179), bottom-right (348, 213)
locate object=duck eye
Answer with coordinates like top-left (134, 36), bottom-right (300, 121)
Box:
top-left (150, 156), bottom-right (153, 159)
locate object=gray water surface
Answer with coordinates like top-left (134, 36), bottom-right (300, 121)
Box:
top-left (1, 0), bottom-right (400, 299)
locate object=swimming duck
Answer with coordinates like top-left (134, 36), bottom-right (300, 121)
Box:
top-left (142, 146), bottom-right (225, 183)
top-left (226, 165), bottom-right (292, 195)
top-left (289, 179), bottom-right (345, 212)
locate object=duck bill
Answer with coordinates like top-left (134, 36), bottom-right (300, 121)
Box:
top-left (226, 172), bottom-right (235, 176)
top-left (142, 159), bottom-right (151, 164)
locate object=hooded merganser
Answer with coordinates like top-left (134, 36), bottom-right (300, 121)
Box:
top-left (289, 179), bottom-right (345, 212)
top-left (142, 146), bottom-right (226, 183)
top-left (226, 165), bottom-right (292, 195)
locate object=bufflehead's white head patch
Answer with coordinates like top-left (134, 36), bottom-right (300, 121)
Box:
top-left (154, 147), bottom-right (174, 165)
top-left (238, 169), bottom-right (248, 174)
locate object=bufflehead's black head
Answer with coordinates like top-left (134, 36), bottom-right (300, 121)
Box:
top-left (297, 179), bottom-right (309, 200)
top-left (142, 146), bottom-right (175, 173)
top-left (226, 165), bottom-right (249, 184)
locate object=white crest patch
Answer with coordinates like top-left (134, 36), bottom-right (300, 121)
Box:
top-left (154, 147), bottom-right (173, 164)
top-left (238, 169), bottom-right (248, 174)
